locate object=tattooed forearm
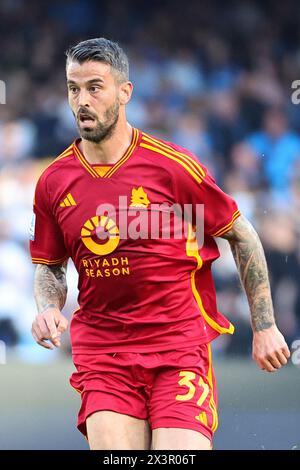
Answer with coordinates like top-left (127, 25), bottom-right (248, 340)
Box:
top-left (221, 215), bottom-right (275, 331)
top-left (34, 261), bottom-right (68, 313)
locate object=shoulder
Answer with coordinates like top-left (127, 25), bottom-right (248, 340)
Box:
top-left (36, 142), bottom-right (76, 187)
top-left (139, 131), bottom-right (206, 184)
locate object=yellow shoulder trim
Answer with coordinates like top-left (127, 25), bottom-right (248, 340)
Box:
top-left (54, 150), bottom-right (73, 162)
top-left (212, 210), bottom-right (241, 237)
top-left (141, 133), bottom-right (206, 180)
top-left (41, 149), bottom-right (73, 174)
top-left (56, 143), bottom-right (73, 159)
top-left (140, 142), bottom-right (204, 184)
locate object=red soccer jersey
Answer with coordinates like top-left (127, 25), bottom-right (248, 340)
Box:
top-left (30, 128), bottom-right (241, 353)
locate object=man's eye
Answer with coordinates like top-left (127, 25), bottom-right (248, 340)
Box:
top-left (90, 86), bottom-right (100, 92)
top-left (69, 87), bottom-right (78, 93)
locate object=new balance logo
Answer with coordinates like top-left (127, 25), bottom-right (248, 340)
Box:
top-left (60, 193), bottom-right (77, 207)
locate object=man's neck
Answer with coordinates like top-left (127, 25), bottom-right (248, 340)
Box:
top-left (79, 122), bottom-right (133, 165)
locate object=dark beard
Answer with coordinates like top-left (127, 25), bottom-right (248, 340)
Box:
top-left (76, 101), bottom-right (120, 143)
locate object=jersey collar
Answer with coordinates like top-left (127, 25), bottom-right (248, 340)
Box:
top-left (73, 127), bottom-right (140, 178)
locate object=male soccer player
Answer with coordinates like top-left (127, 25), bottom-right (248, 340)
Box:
top-left (30, 38), bottom-right (290, 450)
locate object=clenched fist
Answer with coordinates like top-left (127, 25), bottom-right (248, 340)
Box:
top-left (252, 324), bottom-right (290, 372)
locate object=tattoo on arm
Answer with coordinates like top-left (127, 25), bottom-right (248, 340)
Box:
top-left (221, 215), bottom-right (275, 331)
top-left (34, 261), bottom-right (68, 314)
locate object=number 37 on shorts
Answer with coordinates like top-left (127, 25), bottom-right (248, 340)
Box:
top-left (175, 370), bottom-right (218, 433)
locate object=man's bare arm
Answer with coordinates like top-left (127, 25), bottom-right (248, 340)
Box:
top-left (32, 261), bottom-right (69, 349)
top-left (34, 261), bottom-right (68, 313)
top-left (221, 214), bottom-right (290, 371)
top-left (221, 215), bottom-right (274, 331)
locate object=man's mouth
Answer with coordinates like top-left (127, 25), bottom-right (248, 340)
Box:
top-left (78, 114), bottom-right (96, 124)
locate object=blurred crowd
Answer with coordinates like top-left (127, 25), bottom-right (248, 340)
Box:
top-left (1, 0), bottom-right (300, 361)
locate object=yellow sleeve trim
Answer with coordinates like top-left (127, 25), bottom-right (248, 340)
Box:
top-left (31, 256), bottom-right (68, 265)
top-left (212, 210), bottom-right (241, 237)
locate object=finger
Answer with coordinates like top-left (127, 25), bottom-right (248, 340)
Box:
top-left (44, 315), bottom-right (58, 340)
top-left (33, 322), bottom-right (45, 341)
top-left (37, 317), bottom-right (60, 347)
top-left (266, 354), bottom-right (282, 369)
top-left (31, 322), bottom-right (39, 339)
top-left (32, 330), bottom-right (53, 350)
top-left (276, 350), bottom-right (288, 366)
top-left (57, 317), bottom-right (68, 334)
top-left (261, 359), bottom-right (277, 372)
top-left (37, 339), bottom-right (54, 350)
top-left (49, 337), bottom-right (61, 347)
top-left (254, 357), bottom-right (274, 372)
top-left (33, 323), bottom-right (58, 348)
top-left (36, 316), bottom-right (51, 339)
top-left (281, 346), bottom-right (291, 359)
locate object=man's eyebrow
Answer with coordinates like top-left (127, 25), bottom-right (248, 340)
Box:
top-left (67, 78), bottom-right (104, 85)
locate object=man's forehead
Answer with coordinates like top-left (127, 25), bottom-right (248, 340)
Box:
top-left (66, 60), bottom-right (112, 81)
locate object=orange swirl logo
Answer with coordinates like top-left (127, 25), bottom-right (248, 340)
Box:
top-left (81, 215), bottom-right (119, 255)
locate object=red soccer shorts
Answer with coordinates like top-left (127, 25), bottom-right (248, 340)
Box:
top-left (70, 343), bottom-right (218, 443)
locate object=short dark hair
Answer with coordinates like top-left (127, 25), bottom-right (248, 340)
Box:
top-left (65, 37), bottom-right (129, 83)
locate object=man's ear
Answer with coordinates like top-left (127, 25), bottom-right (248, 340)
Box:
top-left (119, 81), bottom-right (133, 105)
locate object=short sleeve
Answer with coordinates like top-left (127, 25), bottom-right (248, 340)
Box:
top-left (29, 175), bottom-right (68, 264)
top-left (174, 160), bottom-right (241, 237)
top-left (200, 172), bottom-right (241, 237)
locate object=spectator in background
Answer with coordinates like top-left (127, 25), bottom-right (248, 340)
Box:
top-left (230, 142), bottom-right (263, 191)
top-left (164, 49), bottom-right (205, 97)
top-left (247, 106), bottom-right (300, 201)
top-left (257, 211), bottom-right (300, 342)
top-left (0, 118), bottom-right (37, 165)
top-left (222, 142), bottom-right (260, 223)
top-left (207, 91), bottom-right (247, 166)
top-left (171, 112), bottom-right (215, 174)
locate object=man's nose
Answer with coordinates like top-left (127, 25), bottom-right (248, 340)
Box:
top-left (77, 88), bottom-right (91, 108)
